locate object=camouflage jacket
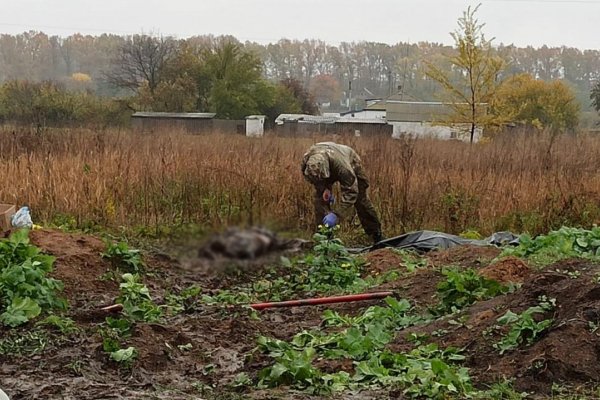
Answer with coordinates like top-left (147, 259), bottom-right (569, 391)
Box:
top-left (301, 142), bottom-right (365, 219)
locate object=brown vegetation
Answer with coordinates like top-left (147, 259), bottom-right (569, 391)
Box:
top-left (1, 127), bottom-right (600, 240)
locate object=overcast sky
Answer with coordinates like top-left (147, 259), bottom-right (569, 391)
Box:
top-left (1, 0), bottom-right (599, 50)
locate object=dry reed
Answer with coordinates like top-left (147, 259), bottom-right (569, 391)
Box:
top-left (1, 127), bottom-right (599, 239)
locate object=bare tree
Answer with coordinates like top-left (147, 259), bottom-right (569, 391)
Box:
top-left (105, 34), bottom-right (177, 94)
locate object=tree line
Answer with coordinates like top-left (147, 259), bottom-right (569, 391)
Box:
top-left (0, 29), bottom-right (598, 131)
top-left (1, 31), bottom-right (599, 107)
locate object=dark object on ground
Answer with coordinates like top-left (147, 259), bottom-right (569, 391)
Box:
top-left (198, 227), bottom-right (310, 260)
top-left (354, 230), bottom-right (520, 253)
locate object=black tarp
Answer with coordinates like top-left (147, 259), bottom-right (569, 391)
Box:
top-left (352, 230), bottom-right (520, 253)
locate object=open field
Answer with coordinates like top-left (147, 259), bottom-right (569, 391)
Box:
top-left (4, 129), bottom-right (600, 398)
top-left (1, 128), bottom-right (600, 242)
top-left (3, 226), bottom-right (600, 399)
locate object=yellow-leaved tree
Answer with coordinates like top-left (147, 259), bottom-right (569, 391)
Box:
top-left (425, 4), bottom-right (505, 143)
top-left (492, 73), bottom-right (580, 133)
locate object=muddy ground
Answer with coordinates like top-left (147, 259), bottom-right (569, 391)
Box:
top-left (1, 230), bottom-right (600, 399)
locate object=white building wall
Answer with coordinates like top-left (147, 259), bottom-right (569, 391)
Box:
top-left (245, 116), bottom-right (265, 137)
top-left (390, 122), bottom-right (482, 142)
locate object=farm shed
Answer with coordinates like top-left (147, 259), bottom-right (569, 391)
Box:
top-left (131, 112), bottom-right (246, 135)
top-left (336, 117), bottom-right (392, 137)
top-left (274, 114), bottom-right (337, 137)
top-left (386, 101), bottom-right (483, 142)
top-left (273, 114), bottom-right (391, 137)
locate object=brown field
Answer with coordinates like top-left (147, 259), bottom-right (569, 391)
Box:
top-left (1, 127), bottom-right (599, 241)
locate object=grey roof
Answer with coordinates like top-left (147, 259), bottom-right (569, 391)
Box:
top-left (275, 114), bottom-right (338, 125)
top-left (131, 112), bottom-right (216, 119)
top-left (337, 117), bottom-right (387, 124)
top-left (275, 113), bottom-right (387, 125)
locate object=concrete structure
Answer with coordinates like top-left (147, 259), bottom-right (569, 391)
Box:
top-left (385, 101), bottom-right (482, 142)
top-left (274, 113), bottom-right (391, 137)
top-left (364, 94), bottom-right (484, 142)
top-left (131, 112), bottom-right (246, 135)
top-left (245, 115), bottom-right (266, 137)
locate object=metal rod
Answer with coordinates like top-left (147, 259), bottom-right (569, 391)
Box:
top-left (249, 291), bottom-right (394, 310)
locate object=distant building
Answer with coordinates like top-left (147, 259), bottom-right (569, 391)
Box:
top-left (131, 112), bottom-right (247, 135)
top-left (274, 113), bottom-right (391, 137)
top-left (367, 93), bottom-right (484, 142)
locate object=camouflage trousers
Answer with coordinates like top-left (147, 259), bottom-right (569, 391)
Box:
top-left (313, 178), bottom-right (382, 241)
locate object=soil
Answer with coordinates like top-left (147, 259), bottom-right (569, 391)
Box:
top-left (2, 230), bottom-right (600, 399)
top-left (479, 256), bottom-right (532, 283)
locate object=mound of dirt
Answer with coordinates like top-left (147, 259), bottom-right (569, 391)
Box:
top-left (479, 256), bottom-right (531, 283)
top-left (389, 258), bottom-right (600, 394)
top-left (427, 244), bottom-right (502, 269)
top-left (363, 248), bottom-right (409, 275)
top-left (29, 229), bottom-right (119, 309)
top-left (6, 228), bottom-right (600, 398)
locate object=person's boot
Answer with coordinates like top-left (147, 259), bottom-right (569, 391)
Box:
top-left (372, 231), bottom-right (385, 244)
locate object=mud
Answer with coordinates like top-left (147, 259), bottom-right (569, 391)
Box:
top-left (2, 230), bottom-right (600, 399)
top-left (479, 256), bottom-right (531, 283)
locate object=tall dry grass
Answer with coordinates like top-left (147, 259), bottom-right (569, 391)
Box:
top-left (1, 127), bottom-right (599, 239)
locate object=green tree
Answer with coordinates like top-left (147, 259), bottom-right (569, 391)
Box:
top-left (425, 4), bottom-right (505, 143)
top-left (262, 82), bottom-right (303, 127)
top-left (280, 78), bottom-right (319, 115)
top-left (203, 42), bottom-right (274, 119)
top-left (493, 73), bottom-right (580, 132)
top-left (592, 81), bottom-right (600, 113)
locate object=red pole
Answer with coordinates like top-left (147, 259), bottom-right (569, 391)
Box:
top-left (249, 291), bottom-right (394, 310)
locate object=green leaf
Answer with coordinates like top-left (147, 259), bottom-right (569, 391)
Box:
top-left (0, 296), bottom-right (42, 327)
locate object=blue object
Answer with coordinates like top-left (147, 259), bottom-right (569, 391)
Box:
top-left (11, 206), bottom-right (33, 229)
top-left (323, 212), bottom-right (338, 228)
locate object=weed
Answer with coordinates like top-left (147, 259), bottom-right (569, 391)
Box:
top-left (392, 248), bottom-right (428, 274)
top-left (36, 315), bottom-right (79, 334)
top-left (0, 329), bottom-right (49, 356)
top-left (435, 267), bottom-right (508, 314)
top-left (165, 285), bottom-right (202, 314)
top-left (109, 346), bottom-right (137, 368)
top-left (67, 359), bottom-right (84, 375)
top-left (231, 372), bottom-right (252, 388)
top-left (406, 332), bottom-right (430, 346)
top-left (494, 296), bottom-right (555, 354)
top-left (102, 241), bottom-right (145, 273)
top-left (476, 379), bottom-right (528, 399)
top-left (0, 230), bottom-right (67, 327)
top-left (117, 273), bottom-right (162, 322)
top-left (501, 226), bottom-right (600, 265)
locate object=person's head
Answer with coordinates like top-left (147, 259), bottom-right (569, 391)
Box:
top-left (303, 153), bottom-right (330, 182)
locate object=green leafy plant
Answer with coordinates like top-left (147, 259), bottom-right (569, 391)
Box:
top-left (0, 229), bottom-right (67, 327)
top-left (36, 315), bottom-right (79, 334)
top-left (117, 273), bottom-right (162, 322)
top-left (256, 297), bottom-right (473, 398)
top-left (435, 268), bottom-right (508, 314)
top-left (109, 346), bottom-right (137, 367)
top-left (501, 226), bottom-right (600, 265)
top-left (494, 296), bottom-right (555, 354)
top-left (0, 329), bottom-right (49, 355)
top-left (392, 249), bottom-right (428, 273)
top-left (102, 241), bottom-right (145, 273)
top-left (295, 227), bottom-right (366, 294)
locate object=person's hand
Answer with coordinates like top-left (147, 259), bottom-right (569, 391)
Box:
top-left (322, 190), bottom-right (335, 205)
top-left (323, 212), bottom-right (338, 227)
